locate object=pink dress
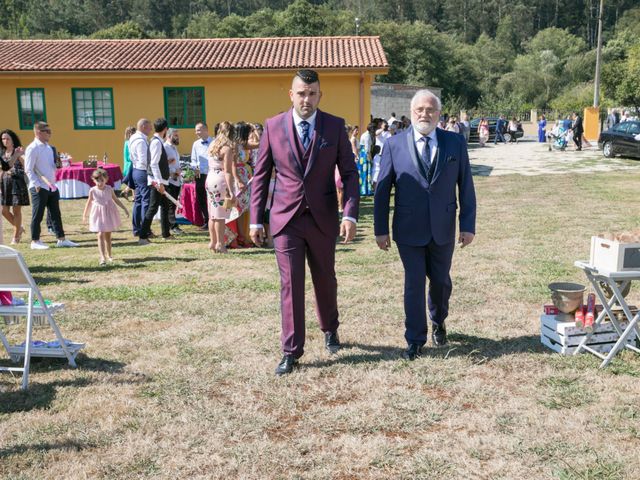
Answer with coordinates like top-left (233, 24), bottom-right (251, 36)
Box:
top-left (89, 185), bottom-right (121, 232)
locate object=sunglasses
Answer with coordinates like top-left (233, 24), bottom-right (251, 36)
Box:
top-left (39, 129), bottom-right (51, 133)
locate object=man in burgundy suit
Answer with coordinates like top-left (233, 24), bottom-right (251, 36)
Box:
top-left (250, 69), bottom-right (360, 375)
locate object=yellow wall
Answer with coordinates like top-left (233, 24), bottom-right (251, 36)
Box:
top-left (0, 70), bottom-right (377, 167)
top-left (583, 106), bottom-right (600, 141)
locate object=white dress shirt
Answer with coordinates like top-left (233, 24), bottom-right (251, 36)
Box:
top-left (191, 136), bottom-right (212, 174)
top-left (147, 134), bottom-right (168, 186)
top-left (129, 131), bottom-right (149, 170)
top-left (413, 127), bottom-right (438, 166)
top-left (25, 138), bottom-right (57, 190)
top-left (164, 141), bottom-right (182, 187)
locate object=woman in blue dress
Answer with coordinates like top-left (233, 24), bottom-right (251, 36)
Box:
top-left (537, 115), bottom-right (547, 142)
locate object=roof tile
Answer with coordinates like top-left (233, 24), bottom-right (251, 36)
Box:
top-left (0, 36), bottom-right (388, 73)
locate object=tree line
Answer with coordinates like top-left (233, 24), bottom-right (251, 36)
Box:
top-left (1, 0), bottom-right (638, 113)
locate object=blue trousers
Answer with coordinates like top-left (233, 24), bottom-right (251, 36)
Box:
top-left (397, 241), bottom-right (455, 346)
top-left (131, 168), bottom-right (150, 236)
top-left (494, 131), bottom-right (505, 144)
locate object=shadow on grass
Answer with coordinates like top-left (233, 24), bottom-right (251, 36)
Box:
top-left (303, 334), bottom-right (543, 369)
top-left (121, 256), bottom-right (197, 265)
top-left (0, 377), bottom-right (91, 414)
top-left (0, 438), bottom-right (99, 458)
top-left (30, 264), bottom-right (146, 274)
top-left (470, 164), bottom-right (494, 177)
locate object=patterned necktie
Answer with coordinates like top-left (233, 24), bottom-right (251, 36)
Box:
top-left (300, 120), bottom-right (310, 149)
top-left (420, 136), bottom-right (431, 171)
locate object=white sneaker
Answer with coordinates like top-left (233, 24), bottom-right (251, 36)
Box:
top-left (31, 241), bottom-right (49, 250)
top-left (56, 239), bottom-right (78, 247)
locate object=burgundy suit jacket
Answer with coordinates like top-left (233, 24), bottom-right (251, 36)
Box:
top-left (250, 108), bottom-right (359, 237)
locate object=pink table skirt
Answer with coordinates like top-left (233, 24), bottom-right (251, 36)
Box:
top-left (178, 182), bottom-right (204, 226)
top-left (55, 162), bottom-right (123, 199)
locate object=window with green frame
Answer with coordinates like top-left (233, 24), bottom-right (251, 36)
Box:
top-left (72, 88), bottom-right (115, 129)
top-left (164, 87), bottom-right (205, 128)
top-left (17, 88), bottom-right (46, 129)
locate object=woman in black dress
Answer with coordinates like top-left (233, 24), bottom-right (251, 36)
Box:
top-left (0, 129), bottom-right (29, 244)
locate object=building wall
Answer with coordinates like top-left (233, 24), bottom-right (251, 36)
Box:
top-left (370, 83), bottom-right (442, 122)
top-left (0, 70), bottom-right (375, 167)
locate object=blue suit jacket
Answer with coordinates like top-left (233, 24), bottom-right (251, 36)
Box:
top-left (373, 127), bottom-right (476, 246)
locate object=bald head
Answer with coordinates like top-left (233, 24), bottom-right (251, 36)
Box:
top-left (136, 118), bottom-right (152, 136)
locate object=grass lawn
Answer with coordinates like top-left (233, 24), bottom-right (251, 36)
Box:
top-left (2, 168), bottom-right (640, 479)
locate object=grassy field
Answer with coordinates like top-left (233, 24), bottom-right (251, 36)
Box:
top-left (2, 165), bottom-right (640, 479)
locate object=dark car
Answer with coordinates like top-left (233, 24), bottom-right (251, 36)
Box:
top-left (598, 120), bottom-right (640, 159)
top-left (468, 117), bottom-right (523, 143)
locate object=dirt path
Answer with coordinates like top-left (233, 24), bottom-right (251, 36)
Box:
top-left (468, 138), bottom-right (640, 176)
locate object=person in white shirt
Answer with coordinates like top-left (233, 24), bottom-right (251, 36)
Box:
top-left (129, 118), bottom-right (152, 237)
top-left (139, 118), bottom-right (171, 244)
top-left (387, 112), bottom-right (399, 125)
top-left (164, 128), bottom-right (184, 235)
top-left (24, 121), bottom-right (78, 250)
top-left (190, 122), bottom-right (212, 228)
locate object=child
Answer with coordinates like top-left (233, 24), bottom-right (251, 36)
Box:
top-left (82, 168), bottom-right (129, 265)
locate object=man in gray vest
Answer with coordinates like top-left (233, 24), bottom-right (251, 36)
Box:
top-left (139, 118), bottom-right (171, 244)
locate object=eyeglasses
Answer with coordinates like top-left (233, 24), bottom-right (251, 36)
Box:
top-left (39, 129), bottom-right (51, 133)
top-left (412, 108), bottom-right (439, 116)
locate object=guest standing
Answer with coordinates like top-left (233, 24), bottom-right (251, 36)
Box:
top-left (139, 118), bottom-right (172, 244)
top-left (538, 115), bottom-right (547, 142)
top-left (478, 118), bottom-right (489, 147)
top-left (190, 122), bottom-right (213, 228)
top-left (120, 125), bottom-right (136, 198)
top-left (571, 112), bottom-right (584, 151)
top-left (129, 118), bottom-right (152, 237)
top-left (164, 128), bottom-right (183, 235)
top-left (205, 121), bottom-right (236, 253)
top-left (0, 129), bottom-right (28, 244)
top-left (24, 121), bottom-right (78, 249)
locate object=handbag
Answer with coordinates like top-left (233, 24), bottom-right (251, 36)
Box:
top-left (222, 197), bottom-right (236, 210)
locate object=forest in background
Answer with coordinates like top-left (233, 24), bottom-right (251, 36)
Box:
top-left (1, 0), bottom-right (639, 114)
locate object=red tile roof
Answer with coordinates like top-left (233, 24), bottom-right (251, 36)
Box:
top-left (0, 36), bottom-right (388, 72)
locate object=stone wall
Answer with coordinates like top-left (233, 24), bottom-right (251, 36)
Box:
top-left (370, 83), bottom-right (442, 122)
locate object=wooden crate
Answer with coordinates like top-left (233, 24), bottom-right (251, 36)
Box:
top-left (540, 314), bottom-right (634, 355)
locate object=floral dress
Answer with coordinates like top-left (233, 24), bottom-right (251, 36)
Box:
top-left (205, 155), bottom-right (230, 220)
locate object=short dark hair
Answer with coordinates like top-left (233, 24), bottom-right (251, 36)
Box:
top-left (0, 129), bottom-right (22, 153)
top-left (154, 117), bottom-right (168, 133)
top-left (295, 69), bottom-right (319, 84)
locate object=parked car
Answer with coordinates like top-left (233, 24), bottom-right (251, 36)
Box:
top-left (468, 117), bottom-right (523, 143)
top-left (598, 120), bottom-right (640, 159)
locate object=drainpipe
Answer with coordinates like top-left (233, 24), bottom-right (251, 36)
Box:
top-left (359, 71), bottom-right (365, 133)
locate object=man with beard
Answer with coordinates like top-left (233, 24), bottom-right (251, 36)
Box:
top-left (164, 128), bottom-right (184, 235)
top-left (373, 89), bottom-right (476, 360)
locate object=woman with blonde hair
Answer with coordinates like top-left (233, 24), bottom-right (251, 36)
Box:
top-left (205, 121), bottom-right (236, 253)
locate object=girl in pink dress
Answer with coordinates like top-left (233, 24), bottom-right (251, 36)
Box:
top-left (82, 168), bottom-right (129, 265)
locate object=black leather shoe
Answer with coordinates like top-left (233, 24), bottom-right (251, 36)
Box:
top-left (325, 331), bottom-right (341, 354)
top-left (402, 343), bottom-right (422, 361)
top-left (275, 355), bottom-right (298, 375)
top-left (432, 323), bottom-right (448, 347)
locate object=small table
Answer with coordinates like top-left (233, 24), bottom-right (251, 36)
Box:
top-left (178, 182), bottom-right (204, 226)
top-left (55, 162), bottom-right (123, 199)
top-left (574, 261), bottom-right (640, 367)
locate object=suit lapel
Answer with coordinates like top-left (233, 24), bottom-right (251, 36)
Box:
top-left (304, 110), bottom-right (324, 178)
top-left (430, 129), bottom-right (446, 185)
top-left (405, 128), bottom-right (428, 185)
top-left (283, 109), bottom-right (305, 178)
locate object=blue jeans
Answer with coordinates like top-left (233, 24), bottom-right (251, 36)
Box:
top-left (494, 131), bottom-right (505, 144)
top-left (132, 168), bottom-right (150, 236)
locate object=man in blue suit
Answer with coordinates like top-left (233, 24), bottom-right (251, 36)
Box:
top-left (373, 90), bottom-right (476, 360)
top-left (494, 115), bottom-right (506, 144)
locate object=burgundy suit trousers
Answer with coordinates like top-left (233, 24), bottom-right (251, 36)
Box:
top-left (273, 210), bottom-right (339, 358)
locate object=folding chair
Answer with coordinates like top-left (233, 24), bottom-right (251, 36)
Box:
top-left (0, 245), bottom-right (79, 390)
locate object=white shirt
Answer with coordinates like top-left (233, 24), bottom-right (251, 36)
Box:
top-left (359, 131), bottom-right (372, 154)
top-left (129, 131), bottom-right (149, 170)
top-left (191, 136), bottom-right (212, 174)
top-left (388, 115), bottom-right (398, 125)
top-left (164, 141), bottom-right (182, 186)
top-left (147, 134), bottom-right (168, 186)
top-left (25, 138), bottom-right (56, 190)
top-left (413, 127), bottom-right (438, 166)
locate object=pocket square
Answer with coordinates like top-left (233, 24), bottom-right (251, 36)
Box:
top-left (446, 155), bottom-right (457, 163)
top-left (319, 141), bottom-right (331, 149)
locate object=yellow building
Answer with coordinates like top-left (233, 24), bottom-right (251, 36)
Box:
top-left (0, 36), bottom-right (388, 166)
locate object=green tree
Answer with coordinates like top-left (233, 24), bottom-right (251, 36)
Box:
top-left (185, 11), bottom-right (221, 38)
top-left (91, 21), bottom-right (147, 39)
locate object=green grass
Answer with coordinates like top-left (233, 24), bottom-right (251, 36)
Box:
top-left (3, 166), bottom-right (640, 478)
